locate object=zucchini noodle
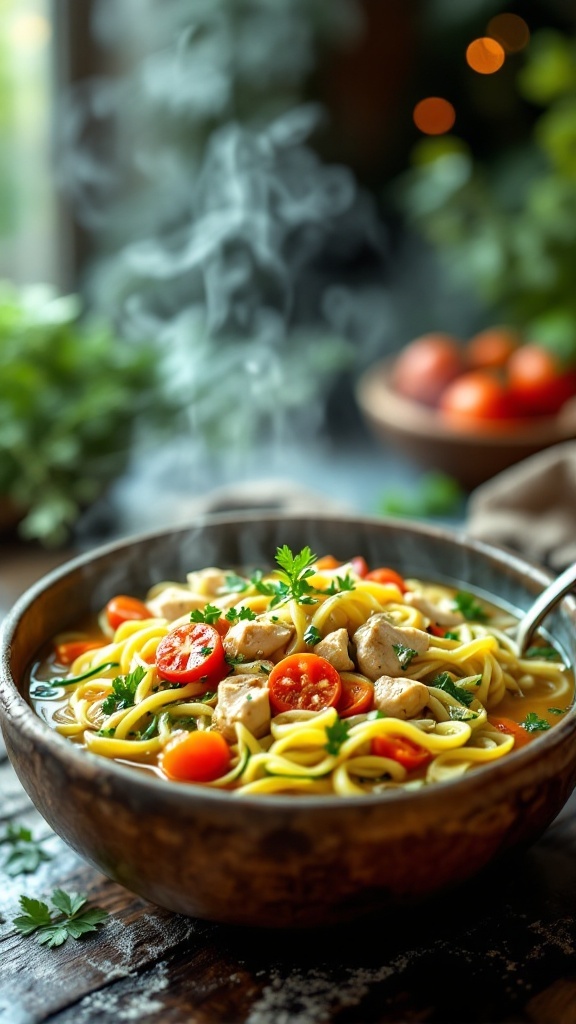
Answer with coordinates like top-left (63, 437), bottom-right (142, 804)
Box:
top-left (29, 550), bottom-right (573, 797)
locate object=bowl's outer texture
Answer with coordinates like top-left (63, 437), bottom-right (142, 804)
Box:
top-left (2, 513), bottom-right (576, 928)
top-left (356, 360), bottom-right (576, 489)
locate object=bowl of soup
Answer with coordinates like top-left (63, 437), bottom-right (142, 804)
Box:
top-left (1, 513), bottom-right (575, 928)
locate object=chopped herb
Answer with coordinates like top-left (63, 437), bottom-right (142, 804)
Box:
top-left (270, 615), bottom-right (279, 622)
top-left (199, 645), bottom-right (213, 657)
top-left (521, 712), bottom-right (551, 733)
top-left (323, 573), bottom-right (356, 595)
top-left (225, 605), bottom-right (257, 623)
top-left (432, 672), bottom-right (474, 707)
top-left (190, 605), bottom-right (222, 625)
top-left (304, 625), bottom-right (322, 646)
top-left (444, 631), bottom-right (459, 641)
top-left (260, 664), bottom-right (270, 674)
top-left (392, 643), bottom-right (418, 669)
top-left (101, 665), bottom-right (146, 715)
top-left (548, 707), bottom-right (569, 715)
top-left (245, 693), bottom-right (253, 702)
top-left (324, 717), bottom-right (350, 755)
top-left (222, 573), bottom-right (250, 594)
top-left (524, 645), bottom-right (562, 661)
top-left (96, 727), bottom-right (116, 737)
top-left (0, 825), bottom-right (51, 876)
top-left (448, 706), bottom-right (478, 722)
top-left (139, 715), bottom-right (158, 741)
top-left (169, 717), bottom-right (198, 732)
top-left (191, 690), bottom-right (217, 703)
top-left (225, 653), bottom-right (245, 666)
top-left (452, 592), bottom-right (488, 622)
top-left (13, 890), bottom-right (109, 948)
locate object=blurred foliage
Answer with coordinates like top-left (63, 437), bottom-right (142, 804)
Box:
top-left (396, 28), bottom-right (576, 361)
top-left (378, 471), bottom-right (465, 520)
top-left (0, 281), bottom-right (175, 545)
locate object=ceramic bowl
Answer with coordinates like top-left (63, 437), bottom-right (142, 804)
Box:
top-left (1, 513), bottom-right (576, 929)
top-left (355, 358), bottom-right (576, 490)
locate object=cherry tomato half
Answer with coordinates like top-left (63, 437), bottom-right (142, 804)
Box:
top-left (371, 733), bottom-right (432, 771)
top-left (161, 730), bottom-right (231, 782)
top-left (487, 715), bottom-right (532, 750)
top-left (55, 639), bottom-right (106, 665)
top-left (364, 567), bottom-right (407, 592)
top-left (106, 595), bottom-right (152, 631)
top-left (155, 622), bottom-right (228, 687)
top-left (337, 676), bottom-right (374, 718)
top-left (268, 653), bottom-right (342, 714)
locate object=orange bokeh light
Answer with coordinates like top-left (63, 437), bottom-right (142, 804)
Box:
top-left (466, 37), bottom-right (505, 75)
top-left (487, 13), bottom-right (530, 54)
top-left (413, 97), bottom-right (456, 135)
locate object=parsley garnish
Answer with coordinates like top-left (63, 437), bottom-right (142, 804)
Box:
top-left (0, 825), bottom-right (51, 876)
top-left (432, 672), bottom-right (475, 707)
top-left (392, 643), bottom-right (418, 669)
top-left (324, 718), bottom-right (350, 754)
top-left (444, 631), bottom-right (459, 641)
top-left (448, 706), bottom-right (478, 722)
top-left (225, 653), bottom-right (245, 666)
top-left (323, 573), bottom-right (356, 595)
top-left (304, 625), bottom-right (322, 646)
top-left (524, 645), bottom-right (561, 661)
top-left (257, 545), bottom-right (320, 608)
top-left (452, 592), bottom-right (488, 622)
top-left (222, 573), bottom-right (250, 594)
top-left (548, 707), bottom-right (569, 715)
top-left (13, 890), bottom-right (109, 947)
top-left (521, 712), bottom-right (551, 733)
top-left (101, 665), bottom-right (146, 715)
top-left (200, 645), bottom-right (213, 657)
top-left (225, 605), bottom-right (257, 623)
top-left (190, 605), bottom-right (222, 625)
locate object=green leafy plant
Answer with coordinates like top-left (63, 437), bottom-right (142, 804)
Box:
top-left (396, 29), bottom-right (576, 359)
top-left (0, 281), bottom-right (174, 546)
top-left (0, 825), bottom-right (51, 876)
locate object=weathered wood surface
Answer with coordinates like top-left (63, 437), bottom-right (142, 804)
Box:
top-left (2, 543), bottom-right (576, 1023)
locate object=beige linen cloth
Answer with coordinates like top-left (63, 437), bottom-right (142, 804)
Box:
top-left (466, 440), bottom-right (576, 572)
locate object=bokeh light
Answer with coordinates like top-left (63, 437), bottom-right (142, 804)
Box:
top-left (466, 37), bottom-right (505, 75)
top-left (487, 13), bottom-right (530, 54)
top-left (8, 12), bottom-right (51, 51)
top-left (413, 97), bottom-right (456, 135)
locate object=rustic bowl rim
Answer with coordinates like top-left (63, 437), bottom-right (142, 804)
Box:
top-left (1, 511), bottom-right (575, 813)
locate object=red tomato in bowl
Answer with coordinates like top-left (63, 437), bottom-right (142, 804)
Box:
top-left (466, 326), bottom-right (521, 371)
top-left (268, 654), bottom-right (341, 713)
top-left (439, 370), bottom-right (520, 429)
top-left (506, 344), bottom-right (576, 416)
top-left (155, 622), bottom-right (228, 687)
top-left (391, 332), bottom-right (465, 407)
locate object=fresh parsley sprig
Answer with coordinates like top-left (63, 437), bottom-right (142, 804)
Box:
top-left (452, 592), bottom-right (488, 622)
top-left (190, 605), bottom-right (222, 625)
top-left (521, 712), bottom-right (551, 733)
top-left (13, 890), bottom-right (109, 947)
top-left (323, 573), bottom-right (356, 595)
top-left (431, 672), bottom-right (475, 707)
top-left (0, 825), bottom-right (52, 876)
top-left (393, 643), bottom-right (418, 670)
top-left (253, 545), bottom-right (320, 608)
top-left (225, 605), bottom-right (257, 623)
top-left (324, 718), bottom-right (350, 755)
top-left (102, 665), bottom-right (146, 716)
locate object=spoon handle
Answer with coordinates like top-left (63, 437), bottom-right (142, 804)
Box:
top-left (516, 561), bottom-right (576, 655)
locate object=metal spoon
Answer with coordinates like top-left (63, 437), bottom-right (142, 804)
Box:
top-left (516, 561), bottom-right (576, 655)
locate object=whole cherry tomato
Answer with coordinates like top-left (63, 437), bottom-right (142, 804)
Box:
top-left (391, 333), bottom-right (465, 407)
top-left (439, 370), bottom-right (519, 428)
top-left (105, 595), bottom-right (152, 631)
top-left (364, 567), bottom-right (407, 592)
top-left (466, 326), bottom-right (521, 370)
top-left (506, 344), bottom-right (576, 416)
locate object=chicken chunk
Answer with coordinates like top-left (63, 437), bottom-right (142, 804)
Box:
top-left (186, 567), bottom-right (230, 598)
top-left (146, 585), bottom-right (206, 622)
top-left (373, 675), bottom-right (429, 720)
top-left (212, 675), bottom-right (271, 741)
top-left (404, 592), bottom-right (463, 627)
top-left (224, 618), bottom-right (294, 662)
top-left (353, 614), bottom-right (430, 681)
top-left (314, 628), bottom-right (354, 672)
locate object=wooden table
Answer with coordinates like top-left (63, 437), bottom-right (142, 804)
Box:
top-left (1, 541), bottom-right (576, 1024)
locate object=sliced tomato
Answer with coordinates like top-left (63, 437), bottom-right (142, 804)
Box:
top-left (364, 567), bottom-right (407, 592)
top-left (337, 676), bottom-right (374, 718)
top-left (427, 623), bottom-right (446, 638)
top-left (55, 639), bottom-right (106, 665)
top-left (350, 556), bottom-right (369, 578)
top-left (487, 715), bottom-right (532, 749)
top-left (106, 595), bottom-right (152, 631)
top-left (161, 730), bottom-right (231, 782)
top-left (371, 733), bottom-right (432, 771)
top-left (155, 622), bottom-right (228, 687)
top-left (268, 653), bottom-right (342, 713)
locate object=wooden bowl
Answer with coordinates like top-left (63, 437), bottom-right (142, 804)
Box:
top-left (1, 513), bottom-right (576, 928)
top-left (356, 359), bottom-right (576, 490)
